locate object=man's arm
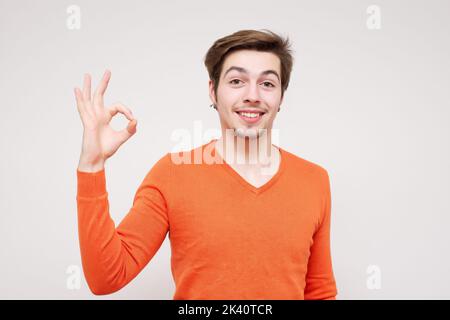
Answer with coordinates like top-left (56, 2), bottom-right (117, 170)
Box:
top-left (304, 169), bottom-right (338, 300)
top-left (76, 154), bottom-right (171, 295)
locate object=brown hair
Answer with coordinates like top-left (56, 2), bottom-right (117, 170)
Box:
top-left (204, 29), bottom-right (294, 100)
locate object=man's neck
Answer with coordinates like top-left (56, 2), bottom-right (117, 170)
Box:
top-left (215, 129), bottom-right (277, 169)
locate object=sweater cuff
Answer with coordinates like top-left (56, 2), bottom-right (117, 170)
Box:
top-left (77, 168), bottom-right (107, 198)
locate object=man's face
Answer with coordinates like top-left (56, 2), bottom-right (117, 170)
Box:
top-left (209, 49), bottom-right (283, 139)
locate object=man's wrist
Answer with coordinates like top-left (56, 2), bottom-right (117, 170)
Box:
top-left (77, 160), bottom-right (105, 173)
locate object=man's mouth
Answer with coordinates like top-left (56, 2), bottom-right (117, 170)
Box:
top-left (234, 110), bottom-right (266, 124)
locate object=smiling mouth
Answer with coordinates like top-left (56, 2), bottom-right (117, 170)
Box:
top-left (234, 111), bottom-right (266, 124)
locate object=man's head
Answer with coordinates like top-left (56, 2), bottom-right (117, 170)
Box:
top-left (204, 29), bottom-right (294, 139)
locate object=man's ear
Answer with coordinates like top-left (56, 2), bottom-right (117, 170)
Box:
top-left (208, 80), bottom-right (217, 105)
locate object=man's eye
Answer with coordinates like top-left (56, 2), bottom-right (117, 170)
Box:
top-left (229, 79), bottom-right (242, 85)
top-left (263, 81), bottom-right (275, 88)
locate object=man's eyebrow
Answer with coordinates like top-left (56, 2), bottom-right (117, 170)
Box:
top-left (223, 66), bottom-right (280, 81)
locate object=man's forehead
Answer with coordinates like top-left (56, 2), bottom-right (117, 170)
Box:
top-left (221, 50), bottom-right (281, 77)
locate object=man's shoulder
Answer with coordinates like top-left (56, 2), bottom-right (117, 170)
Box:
top-left (166, 140), bottom-right (216, 166)
top-left (281, 147), bottom-right (329, 180)
top-left (140, 152), bottom-right (172, 183)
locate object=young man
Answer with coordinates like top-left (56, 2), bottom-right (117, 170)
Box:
top-left (75, 29), bottom-right (338, 299)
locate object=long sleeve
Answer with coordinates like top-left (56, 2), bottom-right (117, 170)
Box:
top-left (304, 169), bottom-right (338, 300)
top-left (76, 154), bottom-right (171, 295)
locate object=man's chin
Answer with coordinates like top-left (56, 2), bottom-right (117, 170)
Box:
top-left (234, 127), bottom-right (267, 139)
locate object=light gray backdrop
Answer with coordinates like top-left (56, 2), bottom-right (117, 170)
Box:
top-left (0, 0), bottom-right (449, 299)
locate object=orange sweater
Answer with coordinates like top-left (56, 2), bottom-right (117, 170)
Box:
top-left (76, 139), bottom-right (338, 299)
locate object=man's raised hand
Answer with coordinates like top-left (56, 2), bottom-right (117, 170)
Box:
top-left (75, 70), bottom-right (138, 172)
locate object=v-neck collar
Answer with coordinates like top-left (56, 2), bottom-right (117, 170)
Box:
top-left (207, 138), bottom-right (286, 195)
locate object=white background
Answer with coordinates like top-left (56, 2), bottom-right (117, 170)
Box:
top-left (0, 0), bottom-right (449, 299)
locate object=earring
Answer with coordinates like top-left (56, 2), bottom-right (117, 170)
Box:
top-left (210, 103), bottom-right (217, 110)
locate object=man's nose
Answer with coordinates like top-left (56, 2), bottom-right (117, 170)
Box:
top-left (243, 82), bottom-right (261, 104)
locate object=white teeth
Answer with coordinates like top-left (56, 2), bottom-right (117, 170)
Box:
top-left (238, 112), bottom-right (260, 118)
